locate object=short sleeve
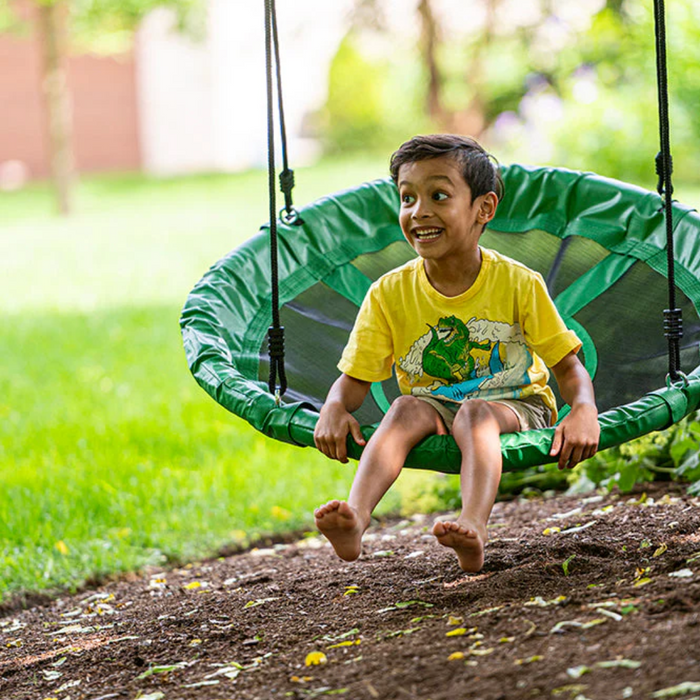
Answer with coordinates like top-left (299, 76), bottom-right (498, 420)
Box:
top-left (338, 283), bottom-right (394, 382)
top-left (521, 273), bottom-right (581, 367)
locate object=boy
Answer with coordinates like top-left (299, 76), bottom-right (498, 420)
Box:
top-left (313, 134), bottom-right (599, 572)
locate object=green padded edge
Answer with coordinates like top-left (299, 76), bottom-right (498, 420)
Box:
top-left (180, 165), bottom-right (700, 472)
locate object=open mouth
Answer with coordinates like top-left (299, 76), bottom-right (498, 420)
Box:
top-left (413, 227), bottom-right (443, 242)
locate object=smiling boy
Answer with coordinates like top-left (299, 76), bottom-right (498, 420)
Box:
top-left (313, 134), bottom-right (600, 572)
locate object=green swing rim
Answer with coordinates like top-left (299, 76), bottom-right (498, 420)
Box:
top-left (180, 164), bottom-right (700, 473)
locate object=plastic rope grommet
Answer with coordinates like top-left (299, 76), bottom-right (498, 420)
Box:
top-left (666, 371), bottom-right (689, 389)
top-left (280, 206), bottom-right (303, 226)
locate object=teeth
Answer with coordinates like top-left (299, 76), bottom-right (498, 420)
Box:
top-left (414, 228), bottom-right (442, 241)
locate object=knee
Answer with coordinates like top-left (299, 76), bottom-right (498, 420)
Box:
top-left (385, 395), bottom-right (427, 424)
top-left (453, 399), bottom-right (494, 430)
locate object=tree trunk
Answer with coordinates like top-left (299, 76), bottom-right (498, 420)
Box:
top-left (417, 0), bottom-right (446, 125)
top-left (455, 0), bottom-right (500, 137)
top-left (37, 0), bottom-right (74, 216)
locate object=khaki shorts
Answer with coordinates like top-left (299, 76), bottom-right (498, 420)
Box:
top-left (416, 394), bottom-right (552, 434)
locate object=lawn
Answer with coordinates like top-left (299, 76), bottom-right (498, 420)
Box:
top-left (1, 157), bottom-right (698, 605)
top-left (0, 155), bottom-right (441, 604)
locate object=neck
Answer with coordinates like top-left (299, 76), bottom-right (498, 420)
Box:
top-left (423, 247), bottom-right (482, 297)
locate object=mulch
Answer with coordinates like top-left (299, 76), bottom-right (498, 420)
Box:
top-left (2, 481), bottom-right (700, 700)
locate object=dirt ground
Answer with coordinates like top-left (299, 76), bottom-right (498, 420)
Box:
top-left (2, 482), bottom-right (700, 700)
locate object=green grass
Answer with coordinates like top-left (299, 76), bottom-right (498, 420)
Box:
top-left (0, 156), bottom-right (442, 603)
top-left (1, 159), bottom-right (698, 604)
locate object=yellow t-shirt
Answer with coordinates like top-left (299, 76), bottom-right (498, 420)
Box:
top-left (338, 247), bottom-right (581, 424)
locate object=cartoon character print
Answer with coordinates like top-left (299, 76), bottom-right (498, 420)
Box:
top-left (398, 316), bottom-right (533, 402)
top-left (423, 315), bottom-right (491, 383)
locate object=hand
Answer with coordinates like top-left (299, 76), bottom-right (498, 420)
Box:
top-left (549, 402), bottom-right (600, 470)
top-left (314, 401), bottom-right (366, 463)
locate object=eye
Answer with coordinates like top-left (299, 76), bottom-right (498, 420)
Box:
top-left (401, 193), bottom-right (416, 205)
top-left (433, 191), bottom-right (448, 202)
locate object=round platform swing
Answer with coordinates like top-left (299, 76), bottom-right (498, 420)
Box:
top-left (180, 0), bottom-right (700, 474)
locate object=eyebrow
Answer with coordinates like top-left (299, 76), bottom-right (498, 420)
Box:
top-left (398, 174), bottom-right (454, 187)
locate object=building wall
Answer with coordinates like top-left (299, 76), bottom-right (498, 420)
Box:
top-left (136, 0), bottom-right (352, 176)
top-left (0, 1), bottom-right (140, 180)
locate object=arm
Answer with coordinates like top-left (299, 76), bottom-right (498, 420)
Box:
top-left (314, 373), bottom-right (371, 464)
top-left (549, 351), bottom-right (600, 470)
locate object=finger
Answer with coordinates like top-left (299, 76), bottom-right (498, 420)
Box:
top-left (316, 438), bottom-right (333, 459)
top-left (558, 441), bottom-right (572, 470)
top-left (568, 445), bottom-right (585, 469)
top-left (550, 427), bottom-right (563, 456)
top-left (335, 435), bottom-right (348, 464)
top-left (349, 419), bottom-right (366, 446)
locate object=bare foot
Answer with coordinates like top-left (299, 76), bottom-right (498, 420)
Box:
top-left (314, 500), bottom-right (366, 562)
top-left (432, 520), bottom-right (485, 572)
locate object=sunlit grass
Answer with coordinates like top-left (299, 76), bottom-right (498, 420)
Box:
top-left (0, 155), bottom-right (415, 603)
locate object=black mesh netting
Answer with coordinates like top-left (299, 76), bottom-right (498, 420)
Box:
top-left (259, 229), bottom-right (699, 422)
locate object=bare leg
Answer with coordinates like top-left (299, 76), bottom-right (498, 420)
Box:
top-left (315, 396), bottom-right (446, 561)
top-left (433, 400), bottom-right (519, 572)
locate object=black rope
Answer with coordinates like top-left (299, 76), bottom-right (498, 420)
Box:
top-left (264, 0), bottom-right (287, 397)
top-left (270, 6), bottom-right (302, 226)
top-left (653, 0), bottom-right (682, 381)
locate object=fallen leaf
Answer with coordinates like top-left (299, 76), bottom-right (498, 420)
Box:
top-left (446, 628), bottom-right (467, 637)
top-left (560, 521), bottom-right (598, 534)
top-left (551, 684), bottom-right (587, 696)
top-left (447, 615), bottom-right (464, 626)
top-left (653, 543), bottom-right (668, 558)
top-left (327, 640), bottom-right (361, 649)
top-left (243, 597), bottom-right (278, 609)
top-left (447, 651), bottom-right (465, 661)
top-left (469, 605), bottom-right (504, 617)
top-left (651, 681), bottom-right (700, 697)
top-left (135, 694), bottom-right (164, 700)
top-left (137, 663), bottom-right (187, 680)
top-left (595, 608), bottom-right (623, 622)
top-left (183, 680), bottom-right (220, 688)
top-left (668, 569), bottom-right (693, 578)
top-left (305, 651), bottom-right (328, 667)
top-left (499, 636), bottom-right (515, 643)
top-left (469, 647), bottom-right (494, 656)
top-left (543, 527), bottom-right (561, 536)
top-left (567, 665), bottom-right (591, 679)
top-left (596, 659), bottom-right (642, 669)
top-left (515, 655), bottom-right (543, 665)
top-left (524, 595), bottom-right (567, 608)
top-left (41, 670), bottom-right (62, 681)
top-left (55, 679), bottom-right (81, 692)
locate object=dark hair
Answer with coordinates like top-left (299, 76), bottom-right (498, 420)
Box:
top-left (389, 134), bottom-right (504, 203)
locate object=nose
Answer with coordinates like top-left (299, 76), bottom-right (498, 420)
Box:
top-left (412, 197), bottom-right (432, 219)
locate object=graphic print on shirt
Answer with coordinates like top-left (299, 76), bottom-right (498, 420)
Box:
top-left (397, 315), bottom-right (533, 403)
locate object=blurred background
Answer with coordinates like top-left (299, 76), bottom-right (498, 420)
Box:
top-left (1, 0), bottom-right (699, 603)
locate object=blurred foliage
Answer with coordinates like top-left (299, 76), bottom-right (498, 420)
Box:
top-left (0, 0), bottom-right (205, 53)
top-left (322, 33), bottom-right (433, 155)
top-left (323, 0), bottom-right (700, 185)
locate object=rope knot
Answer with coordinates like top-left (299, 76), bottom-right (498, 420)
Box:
top-left (268, 326), bottom-right (286, 357)
top-left (663, 308), bottom-right (683, 340)
top-left (279, 168), bottom-right (295, 194)
top-left (655, 151), bottom-right (674, 197)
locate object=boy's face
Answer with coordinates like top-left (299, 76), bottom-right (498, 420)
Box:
top-left (396, 156), bottom-right (496, 264)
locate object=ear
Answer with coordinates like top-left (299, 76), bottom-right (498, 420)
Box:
top-left (477, 192), bottom-right (498, 224)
